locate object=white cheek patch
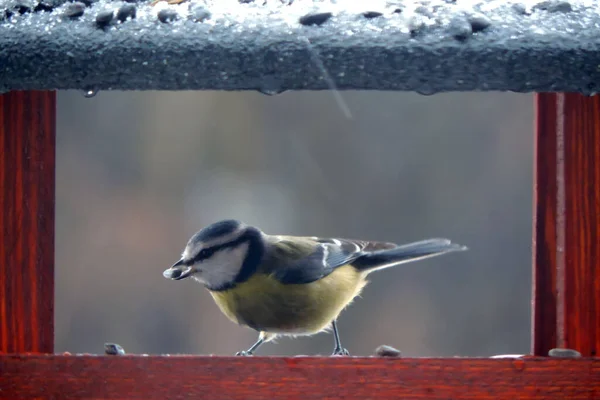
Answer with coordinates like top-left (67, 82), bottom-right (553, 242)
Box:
top-left (197, 242), bottom-right (250, 288)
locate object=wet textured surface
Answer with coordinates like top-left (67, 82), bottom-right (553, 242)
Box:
top-left (0, 0), bottom-right (599, 93)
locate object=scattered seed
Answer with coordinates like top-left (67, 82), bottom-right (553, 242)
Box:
top-left (63, 2), bottom-right (85, 19)
top-left (95, 9), bottom-right (113, 27)
top-left (533, 0), bottom-right (572, 13)
top-left (468, 14), bottom-right (491, 33)
top-left (363, 11), bottom-right (383, 19)
top-left (189, 4), bottom-right (210, 22)
top-left (157, 8), bottom-right (177, 23)
top-left (117, 4), bottom-right (136, 22)
top-left (299, 11), bottom-right (332, 26)
top-left (448, 14), bottom-right (472, 41)
top-left (375, 345), bottom-right (402, 358)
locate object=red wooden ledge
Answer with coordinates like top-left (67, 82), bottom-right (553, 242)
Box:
top-left (0, 355), bottom-right (599, 399)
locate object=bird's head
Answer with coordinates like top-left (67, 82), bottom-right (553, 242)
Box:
top-left (163, 219), bottom-right (264, 290)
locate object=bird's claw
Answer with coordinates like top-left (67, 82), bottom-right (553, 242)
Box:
top-left (332, 347), bottom-right (350, 356)
top-left (235, 350), bottom-right (253, 356)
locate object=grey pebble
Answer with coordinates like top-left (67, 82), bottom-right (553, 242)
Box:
top-left (299, 11), bottom-right (332, 26)
top-left (8, 0), bottom-right (34, 14)
top-left (533, 0), bottom-right (572, 13)
top-left (375, 345), bottom-right (402, 357)
top-left (117, 4), bottom-right (135, 22)
top-left (95, 9), bottom-right (113, 27)
top-left (468, 14), bottom-right (491, 33)
top-left (34, 1), bottom-right (55, 12)
top-left (548, 348), bottom-right (582, 358)
top-left (63, 2), bottom-right (84, 18)
top-left (448, 14), bottom-right (472, 41)
top-left (157, 8), bottom-right (177, 23)
top-left (414, 5), bottom-right (433, 18)
top-left (512, 3), bottom-right (530, 15)
top-left (408, 14), bottom-right (427, 37)
top-left (189, 4), bottom-right (210, 22)
top-left (363, 11), bottom-right (383, 19)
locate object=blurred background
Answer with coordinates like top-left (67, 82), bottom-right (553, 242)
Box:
top-left (55, 90), bottom-right (533, 357)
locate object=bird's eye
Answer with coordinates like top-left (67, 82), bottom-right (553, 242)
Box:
top-left (198, 248), bottom-right (214, 259)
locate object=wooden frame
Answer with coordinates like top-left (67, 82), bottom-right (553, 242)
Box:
top-left (1, 90), bottom-right (599, 398)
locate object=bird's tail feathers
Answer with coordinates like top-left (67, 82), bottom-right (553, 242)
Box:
top-left (354, 238), bottom-right (467, 273)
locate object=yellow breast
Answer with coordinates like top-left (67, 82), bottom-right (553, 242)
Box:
top-left (208, 265), bottom-right (367, 335)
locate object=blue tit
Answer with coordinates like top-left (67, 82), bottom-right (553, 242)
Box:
top-left (163, 219), bottom-right (467, 356)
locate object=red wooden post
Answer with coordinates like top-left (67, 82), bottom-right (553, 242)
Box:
top-left (533, 93), bottom-right (600, 357)
top-left (0, 91), bottom-right (56, 354)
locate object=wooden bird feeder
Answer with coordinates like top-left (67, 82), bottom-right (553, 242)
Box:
top-left (1, 0), bottom-right (599, 398)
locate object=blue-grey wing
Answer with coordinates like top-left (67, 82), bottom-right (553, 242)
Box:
top-left (271, 237), bottom-right (396, 284)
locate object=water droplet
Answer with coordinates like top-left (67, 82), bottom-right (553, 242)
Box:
top-left (257, 75), bottom-right (286, 96)
top-left (81, 87), bottom-right (99, 98)
top-left (258, 88), bottom-right (287, 96)
top-left (416, 84), bottom-right (437, 96)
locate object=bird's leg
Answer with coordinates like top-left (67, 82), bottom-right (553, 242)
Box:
top-left (331, 320), bottom-right (350, 356)
top-left (235, 336), bottom-right (264, 356)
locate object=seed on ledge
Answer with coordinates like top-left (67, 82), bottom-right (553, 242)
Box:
top-left (299, 11), bottom-right (332, 26)
top-left (189, 4), bottom-right (210, 22)
top-left (104, 343), bottom-right (126, 356)
top-left (158, 8), bottom-right (178, 23)
top-left (375, 345), bottom-right (402, 357)
top-left (512, 3), bottom-right (531, 15)
top-left (117, 4), bottom-right (136, 22)
top-left (533, 0), bottom-right (572, 13)
top-left (33, 1), bottom-right (54, 12)
top-left (448, 14), bottom-right (472, 41)
top-left (468, 14), bottom-right (491, 32)
top-left (548, 348), bottom-right (582, 358)
top-left (95, 10), bottom-right (114, 27)
top-left (63, 2), bottom-right (85, 19)
top-left (362, 11), bottom-right (382, 19)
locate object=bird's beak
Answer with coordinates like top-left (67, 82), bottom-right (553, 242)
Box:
top-left (163, 259), bottom-right (194, 280)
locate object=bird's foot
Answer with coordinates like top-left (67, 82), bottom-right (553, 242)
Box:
top-left (235, 350), bottom-right (253, 356)
top-left (331, 347), bottom-right (350, 356)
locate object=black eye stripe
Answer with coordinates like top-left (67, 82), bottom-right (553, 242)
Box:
top-left (199, 248), bottom-right (214, 259)
top-left (190, 234), bottom-right (247, 264)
